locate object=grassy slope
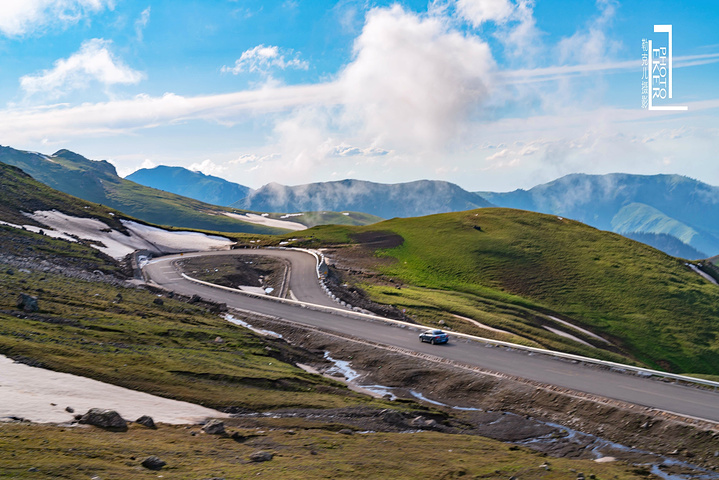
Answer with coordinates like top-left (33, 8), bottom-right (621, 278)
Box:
top-left (0, 162), bottom-right (127, 231)
top-left (0, 265), bottom-right (375, 412)
top-left (0, 423), bottom-right (651, 480)
top-left (265, 210), bottom-right (384, 227)
top-left (293, 209), bottom-right (719, 375)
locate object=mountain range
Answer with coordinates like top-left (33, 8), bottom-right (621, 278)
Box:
top-left (3, 144), bottom-right (718, 259)
top-left (119, 162), bottom-right (719, 258)
top-left (127, 165), bottom-right (251, 207)
top-left (478, 173), bottom-right (719, 259)
top-left (231, 179), bottom-right (494, 218)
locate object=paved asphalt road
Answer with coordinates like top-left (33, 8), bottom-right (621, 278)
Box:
top-left (144, 249), bottom-right (719, 423)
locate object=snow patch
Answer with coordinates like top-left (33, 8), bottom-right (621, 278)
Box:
top-left (22, 210), bottom-right (233, 259)
top-left (0, 355), bottom-right (225, 424)
top-left (224, 212), bottom-right (306, 231)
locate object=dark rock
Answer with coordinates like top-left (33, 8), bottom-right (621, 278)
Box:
top-left (16, 294), bottom-right (39, 312)
top-left (202, 419), bottom-right (225, 435)
top-left (153, 298), bottom-right (164, 305)
top-left (231, 432), bottom-right (247, 442)
top-left (380, 409), bottom-right (406, 426)
top-left (189, 294), bottom-right (201, 303)
top-left (136, 415), bottom-right (156, 429)
top-left (6, 269), bottom-right (14, 275)
top-left (78, 408), bottom-right (128, 431)
top-left (141, 456), bottom-right (166, 470)
top-left (249, 451), bottom-right (273, 462)
top-left (209, 302), bottom-right (227, 313)
top-left (65, 406), bottom-right (74, 413)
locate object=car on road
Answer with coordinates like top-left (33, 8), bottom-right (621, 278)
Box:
top-left (419, 329), bottom-right (449, 345)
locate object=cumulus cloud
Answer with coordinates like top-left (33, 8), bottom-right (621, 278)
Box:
top-left (221, 45), bottom-right (309, 75)
top-left (0, 0), bottom-right (113, 37)
top-left (20, 38), bottom-right (144, 99)
top-left (340, 5), bottom-right (496, 152)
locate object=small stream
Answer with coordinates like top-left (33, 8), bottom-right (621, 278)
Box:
top-left (320, 352), bottom-right (717, 480)
top-left (226, 315), bottom-right (717, 479)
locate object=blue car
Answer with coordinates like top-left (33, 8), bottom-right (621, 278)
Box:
top-left (419, 329), bottom-right (449, 345)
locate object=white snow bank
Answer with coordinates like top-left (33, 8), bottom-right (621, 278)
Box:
top-left (0, 355), bottom-right (226, 424)
top-left (223, 212), bottom-right (306, 231)
top-left (20, 210), bottom-right (233, 259)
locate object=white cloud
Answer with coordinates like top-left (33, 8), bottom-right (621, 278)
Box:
top-left (332, 144), bottom-right (390, 157)
top-left (456, 0), bottom-right (514, 26)
top-left (500, 0), bottom-right (541, 59)
top-left (340, 5), bottom-right (496, 152)
top-left (20, 38), bottom-right (144, 99)
top-left (221, 45), bottom-right (309, 75)
top-left (557, 0), bottom-right (620, 65)
top-left (189, 159), bottom-right (227, 176)
top-left (0, 83), bottom-right (341, 144)
top-left (135, 6), bottom-right (151, 42)
top-left (0, 0), bottom-right (113, 37)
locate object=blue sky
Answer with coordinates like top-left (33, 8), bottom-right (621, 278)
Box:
top-left (0, 0), bottom-right (718, 191)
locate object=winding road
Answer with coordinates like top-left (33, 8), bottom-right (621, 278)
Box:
top-left (144, 249), bottom-right (719, 423)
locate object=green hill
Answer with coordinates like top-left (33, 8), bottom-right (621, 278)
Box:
top-left (292, 208), bottom-right (719, 375)
top-left (479, 173), bottom-right (719, 259)
top-left (0, 146), bottom-right (286, 235)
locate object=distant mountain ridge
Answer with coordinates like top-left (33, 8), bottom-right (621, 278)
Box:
top-left (479, 173), bottom-right (719, 258)
top-left (233, 179), bottom-right (494, 218)
top-left (126, 165), bottom-right (251, 207)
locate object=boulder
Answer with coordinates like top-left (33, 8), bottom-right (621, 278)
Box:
top-left (202, 419), bottom-right (225, 435)
top-left (141, 456), bottom-right (166, 470)
top-left (16, 294), bottom-right (39, 312)
top-left (249, 451), bottom-right (273, 462)
top-left (380, 409), bottom-right (406, 426)
top-left (136, 415), bottom-right (156, 429)
top-left (78, 408), bottom-right (128, 431)
top-left (152, 298), bottom-right (164, 305)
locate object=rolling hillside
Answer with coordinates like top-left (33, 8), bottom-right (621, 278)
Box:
top-left (126, 165), bottom-right (251, 206)
top-left (292, 208), bottom-right (719, 376)
top-left (233, 179), bottom-right (493, 218)
top-left (0, 146), bottom-right (285, 235)
top-left (479, 173), bottom-right (719, 259)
